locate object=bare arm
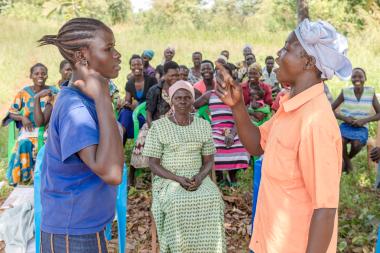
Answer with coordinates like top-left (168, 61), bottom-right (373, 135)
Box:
top-left (193, 91), bottom-right (212, 109)
top-left (34, 95), bottom-right (53, 127)
top-left (149, 157), bottom-right (193, 189)
top-left (360, 94), bottom-right (380, 123)
top-left (306, 208), bottom-right (337, 253)
top-left (146, 110), bottom-right (153, 128)
top-left (332, 91), bottom-right (352, 123)
top-left (214, 64), bottom-right (263, 156)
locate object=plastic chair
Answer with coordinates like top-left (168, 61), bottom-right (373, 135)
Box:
top-left (34, 147), bottom-right (128, 253)
top-left (376, 226), bottom-right (380, 253)
top-left (251, 156), bottom-right (263, 232)
top-left (7, 121), bottom-right (45, 161)
top-left (132, 102), bottom-right (147, 141)
top-left (195, 105), bottom-right (211, 123)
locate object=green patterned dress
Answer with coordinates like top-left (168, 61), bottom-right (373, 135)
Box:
top-left (143, 117), bottom-right (226, 253)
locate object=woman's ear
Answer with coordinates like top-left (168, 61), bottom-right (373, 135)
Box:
top-left (304, 55), bottom-right (317, 71)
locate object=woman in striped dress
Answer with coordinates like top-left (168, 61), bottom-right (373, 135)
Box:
top-left (194, 63), bottom-right (249, 186)
top-left (332, 67), bottom-right (380, 172)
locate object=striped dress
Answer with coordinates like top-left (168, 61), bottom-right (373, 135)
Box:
top-left (340, 86), bottom-right (375, 126)
top-left (209, 92), bottom-right (250, 171)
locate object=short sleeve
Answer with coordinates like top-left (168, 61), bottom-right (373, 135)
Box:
top-left (9, 90), bottom-right (24, 114)
top-left (59, 105), bottom-right (99, 161)
top-left (258, 116), bottom-right (275, 150)
top-left (201, 122), bottom-right (216, 155)
top-left (299, 124), bottom-right (341, 209)
top-left (143, 122), bottom-right (163, 158)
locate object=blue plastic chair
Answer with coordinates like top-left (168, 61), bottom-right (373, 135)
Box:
top-left (376, 226), bottom-right (380, 253)
top-left (34, 146), bottom-right (128, 253)
top-left (251, 156), bottom-right (262, 232)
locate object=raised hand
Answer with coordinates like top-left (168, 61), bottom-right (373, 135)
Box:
top-left (215, 64), bottom-right (244, 108)
top-left (34, 89), bottom-right (52, 99)
top-left (72, 61), bottom-right (109, 100)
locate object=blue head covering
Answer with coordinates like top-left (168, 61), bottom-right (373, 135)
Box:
top-left (295, 19), bottom-right (352, 80)
top-left (142, 50), bottom-right (155, 60)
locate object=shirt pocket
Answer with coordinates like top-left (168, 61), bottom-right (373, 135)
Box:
top-left (265, 138), bottom-right (299, 181)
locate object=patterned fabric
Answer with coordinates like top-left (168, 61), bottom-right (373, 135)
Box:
top-left (340, 86), bottom-right (375, 127)
top-left (188, 68), bottom-right (202, 85)
top-left (6, 85), bottom-right (59, 185)
top-left (143, 117), bottom-right (226, 253)
top-left (209, 92), bottom-right (250, 171)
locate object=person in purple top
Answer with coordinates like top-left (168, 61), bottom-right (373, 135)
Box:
top-left (142, 49), bottom-right (156, 78)
top-left (38, 17), bottom-right (124, 252)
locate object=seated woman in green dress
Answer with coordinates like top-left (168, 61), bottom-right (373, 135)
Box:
top-left (143, 80), bottom-right (226, 253)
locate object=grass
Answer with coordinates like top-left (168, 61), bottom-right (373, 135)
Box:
top-left (0, 3), bottom-right (380, 251)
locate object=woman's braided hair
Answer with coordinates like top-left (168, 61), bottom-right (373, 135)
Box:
top-left (38, 17), bottom-right (111, 64)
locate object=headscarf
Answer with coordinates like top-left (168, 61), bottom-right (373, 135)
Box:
top-left (242, 44), bottom-right (253, 53)
top-left (142, 49), bottom-right (154, 60)
top-left (248, 62), bottom-right (262, 75)
top-left (294, 19), bottom-right (352, 80)
top-left (169, 80), bottom-right (195, 103)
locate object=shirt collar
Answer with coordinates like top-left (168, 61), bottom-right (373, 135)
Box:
top-left (282, 82), bottom-right (324, 112)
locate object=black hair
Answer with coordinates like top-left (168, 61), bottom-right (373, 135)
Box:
top-left (192, 51), bottom-right (202, 57)
top-left (179, 65), bottom-right (189, 71)
top-left (59, 59), bottom-right (70, 71)
top-left (265, 56), bottom-right (274, 62)
top-left (155, 65), bottom-right (164, 78)
top-left (250, 85), bottom-right (265, 99)
top-left (221, 50), bottom-right (229, 54)
top-left (201, 60), bottom-right (214, 70)
top-left (227, 63), bottom-right (237, 71)
top-left (30, 63), bottom-right (48, 75)
top-left (163, 61), bottom-right (179, 74)
top-left (129, 54), bottom-right (142, 65)
top-left (352, 67), bottom-right (367, 80)
top-left (38, 17), bottom-right (112, 64)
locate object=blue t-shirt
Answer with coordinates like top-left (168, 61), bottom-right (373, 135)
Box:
top-left (41, 86), bottom-right (117, 235)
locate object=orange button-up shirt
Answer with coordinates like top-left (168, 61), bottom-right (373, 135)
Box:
top-left (250, 83), bottom-right (342, 253)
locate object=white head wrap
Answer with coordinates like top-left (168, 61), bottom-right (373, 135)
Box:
top-left (294, 19), bottom-right (352, 80)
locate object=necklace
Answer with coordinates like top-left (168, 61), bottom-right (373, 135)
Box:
top-left (173, 112), bottom-right (192, 126)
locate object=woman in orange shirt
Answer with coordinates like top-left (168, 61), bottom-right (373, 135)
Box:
top-left (215, 19), bottom-right (352, 253)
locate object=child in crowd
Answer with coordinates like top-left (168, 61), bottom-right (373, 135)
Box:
top-left (38, 17), bottom-right (124, 251)
top-left (179, 65), bottom-right (189, 81)
top-left (332, 67), bottom-right (380, 172)
top-left (57, 59), bottom-right (72, 87)
top-left (247, 85), bottom-right (271, 126)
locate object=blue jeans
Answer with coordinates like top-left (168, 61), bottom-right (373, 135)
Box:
top-left (41, 231), bottom-right (108, 253)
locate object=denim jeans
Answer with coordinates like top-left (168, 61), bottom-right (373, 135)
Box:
top-left (41, 231), bottom-right (108, 253)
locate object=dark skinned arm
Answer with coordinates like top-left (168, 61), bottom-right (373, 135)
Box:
top-left (193, 91), bottom-right (212, 109)
top-left (332, 91), bottom-right (354, 123)
top-left (146, 110), bottom-right (153, 128)
top-left (74, 68), bottom-right (124, 186)
top-left (189, 154), bottom-right (214, 191)
top-left (306, 208), bottom-right (337, 253)
top-left (149, 157), bottom-right (193, 189)
top-left (355, 94), bottom-right (380, 125)
top-left (34, 93), bottom-right (53, 127)
top-left (214, 65), bottom-right (263, 156)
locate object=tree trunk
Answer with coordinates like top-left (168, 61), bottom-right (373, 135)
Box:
top-left (297, 0), bottom-right (309, 24)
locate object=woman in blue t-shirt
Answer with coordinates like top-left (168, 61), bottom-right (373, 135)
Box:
top-left (38, 17), bottom-right (124, 252)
